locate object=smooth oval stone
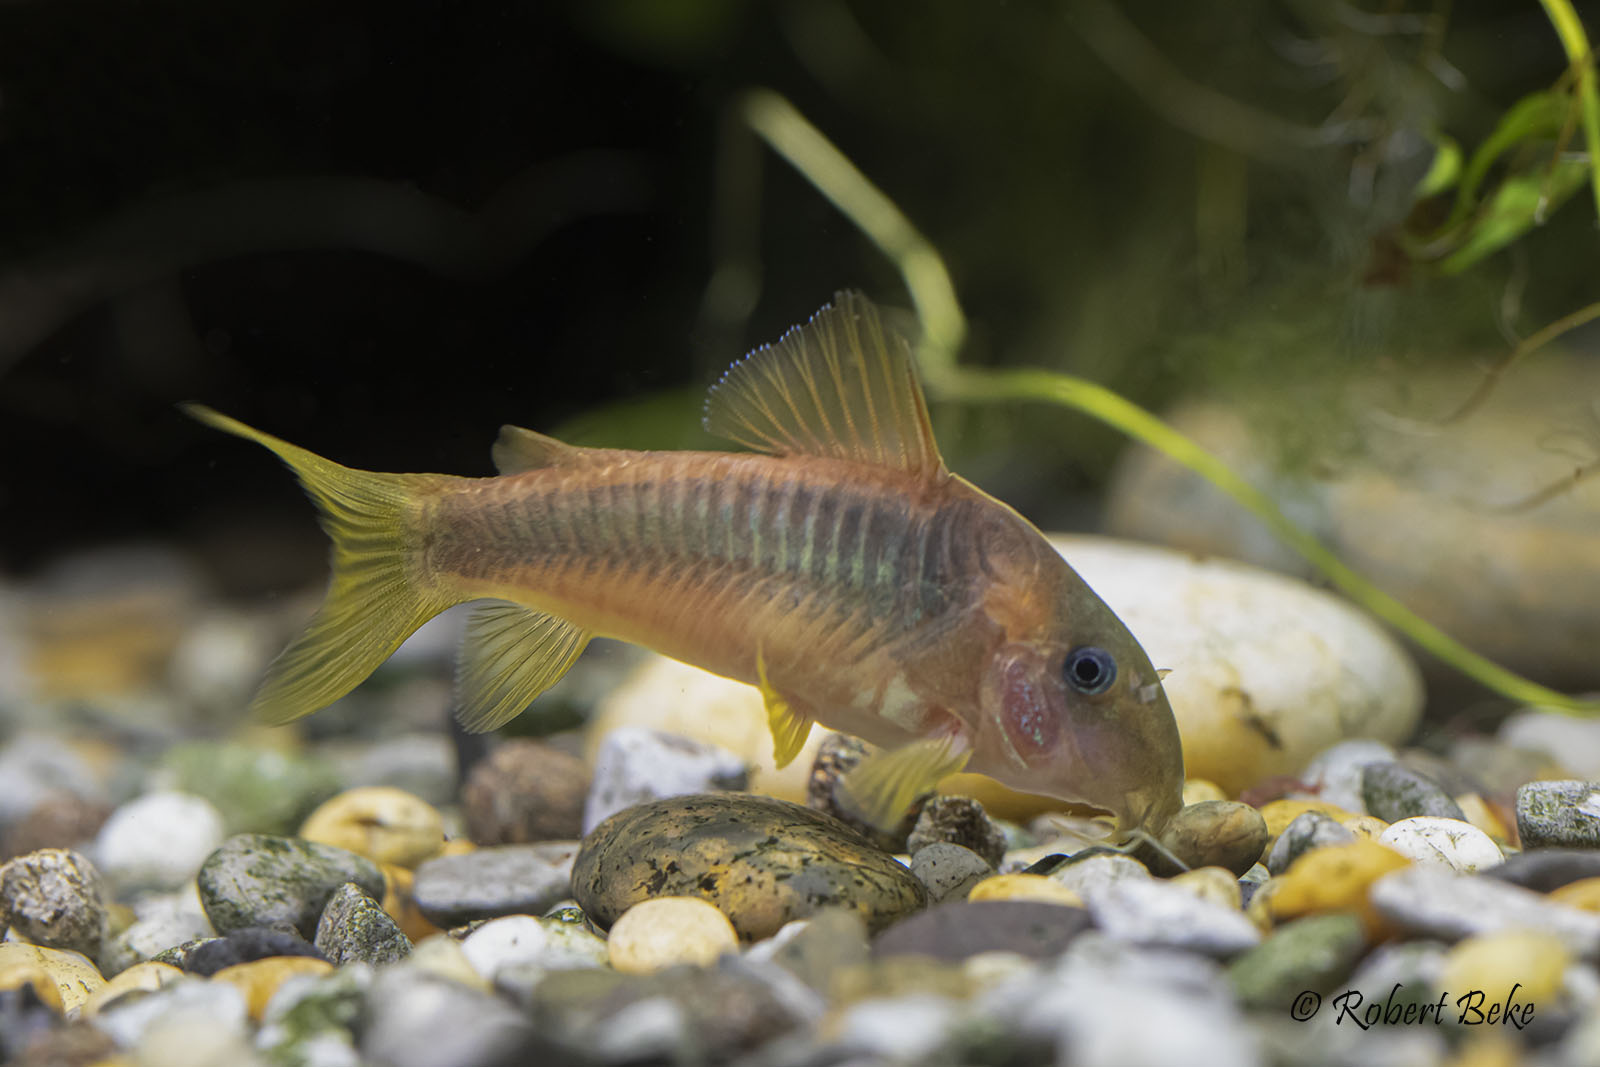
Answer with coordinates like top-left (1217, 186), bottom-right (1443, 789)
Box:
top-left (1266, 812), bottom-right (1357, 876)
top-left (412, 843), bottom-right (577, 928)
top-left (1378, 817), bottom-right (1503, 874)
top-left (1486, 849), bottom-right (1600, 892)
top-left (606, 896), bottom-right (740, 974)
top-left (1362, 762), bottom-right (1466, 823)
top-left (1227, 913), bottom-right (1366, 1010)
top-left (1153, 800), bottom-right (1267, 876)
top-left (571, 794), bottom-right (924, 940)
top-left (196, 833), bottom-right (384, 938)
top-left (909, 843), bottom-right (992, 904)
top-left (1517, 780), bottom-right (1600, 849)
top-left (299, 787), bottom-right (444, 869)
top-left (873, 900), bottom-right (1092, 961)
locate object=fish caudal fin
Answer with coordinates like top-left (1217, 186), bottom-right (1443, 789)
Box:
top-left (183, 405), bottom-right (458, 724)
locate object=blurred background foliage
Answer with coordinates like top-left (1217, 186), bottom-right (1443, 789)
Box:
top-left (0, 0), bottom-right (1593, 592)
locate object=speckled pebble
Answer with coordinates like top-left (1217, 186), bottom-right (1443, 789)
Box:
top-left (909, 843), bottom-right (992, 904)
top-left (1362, 761), bottom-right (1466, 823)
top-left (461, 739), bottom-right (591, 844)
top-left (90, 791), bottom-right (225, 893)
top-left (1227, 912), bottom-right (1366, 1010)
top-left (573, 793), bottom-right (925, 940)
top-left (299, 787), bottom-right (444, 869)
top-left (0, 847), bottom-right (108, 958)
top-left (196, 833), bottom-right (385, 938)
top-left (1378, 816), bottom-right (1504, 874)
top-left (1438, 929), bottom-right (1571, 1013)
top-left (606, 896), bottom-right (739, 974)
top-left (1266, 811), bottom-right (1357, 876)
top-left (314, 881), bottom-right (412, 965)
top-left (253, 962), bottom-right (370, 1067)
top-left (584, 727), bottom-right (749, 834)
top-left (1046, 853), bottom-right (1150, 897)
top-left (411, 843), bottom-right (577, 928)
top-left (0, 942), bottom-right (105, 1015)
top-left (966, 873), bottom-right (1084, 907)
top-left (1517, 779), bottom-right (1600, 850)
top-left (1370, 865), bottom-right (1600, 957)
top-left (905, 796), bottom-right (1007, 868)
top-left (1085, 874), bottom-right (1261, 956)
top-left (211, 955), bottom-right (335, 1019)
top-left (806, 733), bottom-right (918, 853)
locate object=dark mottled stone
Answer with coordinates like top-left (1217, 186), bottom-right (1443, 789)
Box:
top-left (906, 796), bottom-right (1006, 868)
top-left (196, 833), bottom-right (384, 938)
top-left (1362, 762), bottom-right (1465, 823)
top-left (182, 926), bottom-right (327, 975)
top-left (1517, 780), bottom-right (1600, 849)
top-left (315, 882), bottom-right (412, 965)
top-left (1267, 812), bottom-right (1357, 876)
top-left (872, 900), bottom-right (1092, 962)
top-left (572, 793), bottom-right (925, 940)
top-left (1485, 848), bottom-right (1600, 892)
top-left (0, 848), bottom-right (107, 958)
top-left (462, 740), bottom-right (591, 845)
top-left (806, 734), bottom-right (921, 854)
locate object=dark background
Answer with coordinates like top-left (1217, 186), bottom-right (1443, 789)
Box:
top-left (0, 0), bottom-right (1585, 593)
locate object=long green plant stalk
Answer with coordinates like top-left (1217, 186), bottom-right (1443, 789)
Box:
top-left (741, 88), bottom-right (1600, 716)
top-left (1539, 0), bottom-right (1600, 224)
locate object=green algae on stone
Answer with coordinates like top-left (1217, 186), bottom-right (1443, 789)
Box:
top-left (1517, 780), bottom-right (1600, 849)
top-left (197, 834), bottom-right (384, 938)
top-left (572, 793), bottom-right (926, 940)
top-left (1227, 913), bottom-right (1367, 1010)
top-left (164, 741), bottom-right (341, 835)
top-left (314, 882), bottom-right (412, 966)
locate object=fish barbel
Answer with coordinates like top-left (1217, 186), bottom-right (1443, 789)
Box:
top-left (186, 292), bottom-right (1184, 835)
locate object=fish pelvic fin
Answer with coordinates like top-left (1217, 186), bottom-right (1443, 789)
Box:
top-left (456, 601), bottom-right (592, 732)
top-left (183, 405), bottom-right (460, 724)
top-left (756, 643), bottom-right (812, 769)
top-left (703, 291), bottom-right (947, 481)
top-left (837, 733), bottom-right (971, 831)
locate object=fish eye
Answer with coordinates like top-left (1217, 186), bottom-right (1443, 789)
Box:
top-left (1063, 646), bottom-right (1117, 695)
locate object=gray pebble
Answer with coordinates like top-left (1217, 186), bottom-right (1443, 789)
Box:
top-left (1048, 853), bottom-right (1150, 896)
top-left (88, 976), bottom-right (249, 1054)
top-left (874, 900), bottom-right (1091, 962)
top-left (361, 969), bottom-right (543, 1067)
top-left (1298, 739), bottom-right (1396, 814)
top-left (343, 732), bottom-right (458, 807)
top-left (0, 847), bottom-right (107, 958)
top-left (583, 727), bottom-right (748, 834)
top-left (909, 843), bottom-right (992, 904)
top-left (183, 926), bottom-right (325, 975)
top-left (412, 842), bottom-right (577, 928)
top-left (906, 796), bottom-right (1007, 868)
top-left (463, 739), bottom-right (591, 844)
top-left (1267, 812), bottom-right (1357, 876)
top-left (768, 909), bottom-right (870, 994)
top-left (1485, 848), bottom-right (1600, 892)
top-left (315, 882), bottom-right (412, 966)
top-left (1517, 779), bottom-right (1600, 849)
top-left (1370, 865), bottom-right (1600, 958)
top-left (1085, 876), bottom-right (1261, 957)
top-left (1343, 940), bottom-right (1449, 1012)
top-left (1227, 913), bottom-right (1366, 1010)
top-left (1361, 762), bottom-right (1465, 823)
top-left (196, 833), bottom-right (384, 938)
top-left (0, 734), bottom-right (105, 826)
top-left (100, 889), bottom-right (216, 977)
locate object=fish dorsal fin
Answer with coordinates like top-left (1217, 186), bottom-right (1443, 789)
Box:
top-left (491, 426), bottom-right (585, 474)
top-left (454, 600), bottom-right (592, 731)
top-left (703, 291), bottom-right (946, 480)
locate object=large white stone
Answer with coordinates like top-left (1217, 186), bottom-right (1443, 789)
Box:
top-left (1053, 535), bottom-right (1424, 796)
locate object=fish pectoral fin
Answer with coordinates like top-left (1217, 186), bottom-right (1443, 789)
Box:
top-left (837, 734), bottom-right (971, 830)
top-left (455, 600), bottom-right (592, 732)
top-left (756, 646), bottom-right (813, 769)
top-left (702, 290), bottom-right (947, 481)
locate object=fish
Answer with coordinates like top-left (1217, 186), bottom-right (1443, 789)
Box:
top-left (185, 291), bottom-right (1185, 837)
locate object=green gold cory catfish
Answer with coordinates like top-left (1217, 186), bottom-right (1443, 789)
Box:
top-left (187, 292), bottom-right (1185, 836)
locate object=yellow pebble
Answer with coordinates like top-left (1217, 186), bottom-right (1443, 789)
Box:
top-left (1170, 866), bottom-right (1242, 910)
top-left (83, 961), bottom-right (184, 1016)
top-left (966, 874), bottom-right (1084, 907)
top-left (440, 837), bottom-right (477, 857)
top-left (0, 961), bottom-right (64, 1014)
top-left (1182, 779), bottom-right (1229, 806)
top-left (1339, 815), bottom-right (1389, 840)
top-left (1245, 878), bottom-right (1280, 932)
top-left (607, 896), bottom-right (739, 974)
top-left (1548, 877), bottom-right (1600, 912)
top-left (381, 863), bottom-right (442, 943)
top-left (1454, 793), bottom-right (1511, 845)
top-left (211, 956), bottom-right (334, 1020)
top-left (1267, 839), bottom-right (1410, 935)
top-left (1438, 930), bottom-right (1568, 1023)
top-left (0, 942), bottom-right (104, 1014)
top-left (299, 786), bottom-right (445, 868)
top-left (1446, 1034), bottom-right (1525, 1067)
top-left (1257, 799), bottom-right (1359, 849)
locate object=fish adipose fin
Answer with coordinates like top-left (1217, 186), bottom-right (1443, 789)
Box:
top-left (838, 734), bottom-right (971, 830)
top-left (703, 290), bottom-right (947, 481)
top-left (456, 601), bottom-right (592, 732)
top-left (181, 405), bottom-right (460, 725)
top-left (756, 644), bottom-right (812, 769)
top-left (491, 425), bottom-right (588, 474)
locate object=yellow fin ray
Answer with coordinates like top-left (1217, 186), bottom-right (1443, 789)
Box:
top-left (181, 404), bottom-right (458, 724)
top-left (455, 601), bottom-right (592, 732)
top-left (703, 290), bottom-right (946, 479)
top-left (838, 735), bottom-right (971, 830)
top-left (756, 645), bottom-right (812, 769)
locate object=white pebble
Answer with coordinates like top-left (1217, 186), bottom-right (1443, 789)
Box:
top-left (93, 792), bottom-right (225, 893)
top-left (1378, 816), bottom-right (1504, 873)
top-left (606, 896), bottom-right (738, 974)
top-left (584, 728), bottom-right (748, 834)
top-left (460, 916), bottom-right (549, 981)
